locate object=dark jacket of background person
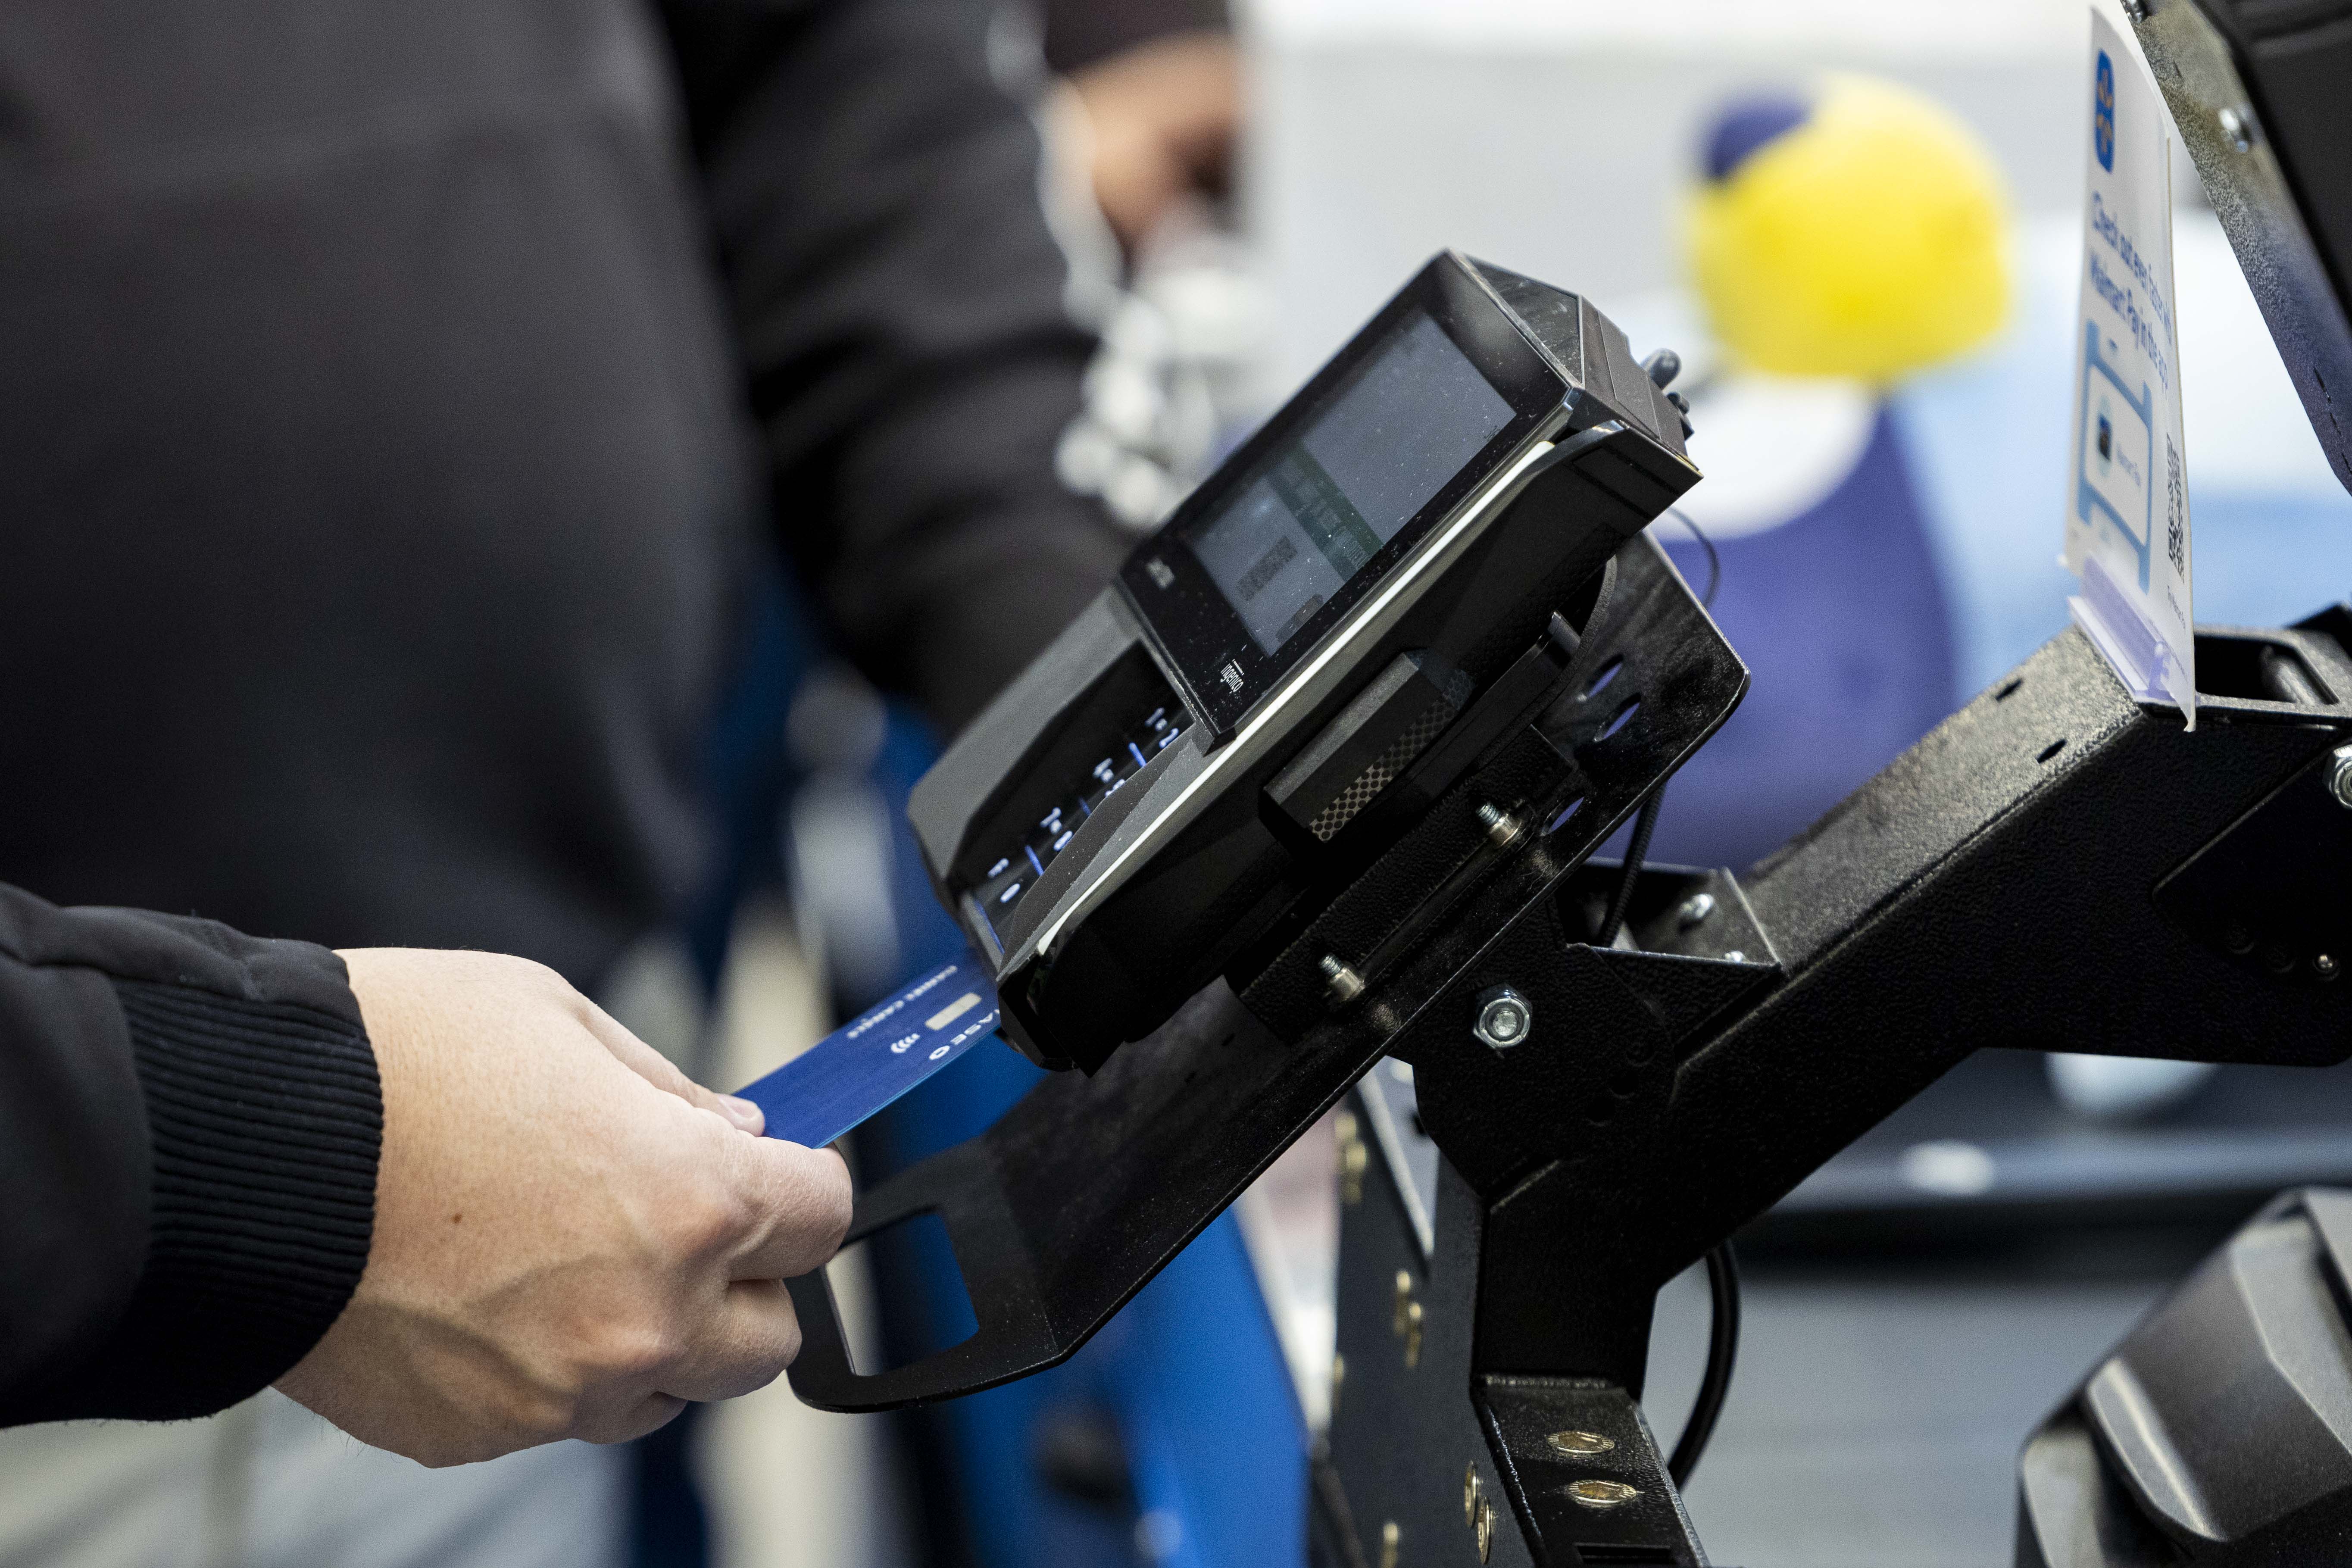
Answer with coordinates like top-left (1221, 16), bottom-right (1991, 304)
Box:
top-left (0, 0), bottom-right (1129, 993)
top-left (1039, 0), bottom-right (1225, 73)
top-left (0, 0), bottom-right (1125, 1424)
top-left (0, 886), bottom-right (377, 1424)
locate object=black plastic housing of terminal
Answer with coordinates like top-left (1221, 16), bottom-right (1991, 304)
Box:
top-left (908, 254), bottom-right (1699, 1074)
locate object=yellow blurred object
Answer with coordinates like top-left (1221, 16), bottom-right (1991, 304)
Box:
top-left (1688, 77), bottom-right (2013, 383)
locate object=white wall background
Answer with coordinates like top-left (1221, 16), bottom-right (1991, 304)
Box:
top-left (1239, 0), bottom-right (2092, 391)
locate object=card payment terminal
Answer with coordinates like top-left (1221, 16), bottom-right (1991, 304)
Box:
top-left (910, 252), bottom-right (1699, 1071)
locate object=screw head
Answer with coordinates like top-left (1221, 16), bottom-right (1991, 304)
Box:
top-left (2318, 954), bottom-right (2341, 982)
top-left (1546, 1430), bottom-right (1615, 1456)
top-left (1476, 1497), bottom-right (1495, 1562)
top-left (1474, 986), bottom-right (1533, 1050)
top-left (2219, 104), bottom-right (2257, 153)
top-left (1567, 1479), bottom-right (1640, 1509)
top-left (1677, 891), bottom-right (1716, 929)
top-left (1464, 1465), bottom-right (1481, 1524)
top-left (2328, 745), bottom-right (2352, 809)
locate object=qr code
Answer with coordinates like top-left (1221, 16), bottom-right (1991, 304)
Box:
top-left (2165, 436), bottom-right (2186, 576)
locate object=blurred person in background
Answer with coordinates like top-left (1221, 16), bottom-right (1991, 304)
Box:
top-left (0, 0), bottom-right (1227, 1560)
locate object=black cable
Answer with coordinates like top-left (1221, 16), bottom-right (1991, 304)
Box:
top-left (1667, 506), bottom-right (1720, 608)
top-left (1587, 499), bottom-right (1732, 1486)
top-left (1592, 784), bottom-right (1662, 949)
top-left (1668, 1241), bottom-right (1742, 1489)
top-left (1591, 509), bottom-right (1712, 953)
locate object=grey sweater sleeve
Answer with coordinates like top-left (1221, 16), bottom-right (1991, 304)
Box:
top-left (0, 883), bottom-right (379, 1426)
top-left (660, 0), bottom-right (1131, 735)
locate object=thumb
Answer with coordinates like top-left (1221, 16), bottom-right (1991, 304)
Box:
top-left (574, 996), bottom-right (767, 1136)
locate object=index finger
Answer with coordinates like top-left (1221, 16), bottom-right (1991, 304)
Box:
top-left (575, 993), bottom-right (767, 1135)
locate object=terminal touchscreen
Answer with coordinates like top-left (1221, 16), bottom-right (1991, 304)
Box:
top-left (1184, 314), bottom-right (1517, 655)
top-left (1119, 260), bottom-right (1577, 736)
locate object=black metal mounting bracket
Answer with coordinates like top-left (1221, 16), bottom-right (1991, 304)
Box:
top-left (1317, 603), bottom-right (2352, 1565)
top-left (784, 532), bottom-right (1749, 1412)
top-left (789, 516), bottom-right (2352, 1568)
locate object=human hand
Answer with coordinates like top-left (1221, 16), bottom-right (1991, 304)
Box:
top-left (1070, 32), bottom-right (1240, 250)
top-left (275, 949), bottom-right (851, 1467)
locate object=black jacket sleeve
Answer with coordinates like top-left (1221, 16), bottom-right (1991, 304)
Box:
top-left (659, 0), bottom-right (1131, 735)
top-left (0, 884), bottom-right (379, 1426)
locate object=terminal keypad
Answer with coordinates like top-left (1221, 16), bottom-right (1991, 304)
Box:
top-left (971, 703), bottom-right (1188, 940)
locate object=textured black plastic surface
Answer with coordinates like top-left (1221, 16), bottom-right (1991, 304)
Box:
top-left (1268, 650), bottom-right (1471, 841)
top-left (2018, 1188), bottom-right (2352, 1567)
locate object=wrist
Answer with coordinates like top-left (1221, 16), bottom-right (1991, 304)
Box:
top-left (69, 967), bottom-right (381, 1421)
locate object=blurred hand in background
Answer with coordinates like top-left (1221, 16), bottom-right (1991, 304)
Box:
top-left (1039, 0), bottom-right (1238, 252)
top-left (1068, 31), bottom-right (1240, 251)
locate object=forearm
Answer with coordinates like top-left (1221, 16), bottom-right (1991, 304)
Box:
top-left (0, 884), bottom-right (378, 1426)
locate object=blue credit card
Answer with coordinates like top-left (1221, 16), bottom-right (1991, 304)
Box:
top-left (734, 956), bottom-right (1002, 1148)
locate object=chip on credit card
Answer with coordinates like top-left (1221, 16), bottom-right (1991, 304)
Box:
top-left (734, 956), bottom-right (1002, 1149)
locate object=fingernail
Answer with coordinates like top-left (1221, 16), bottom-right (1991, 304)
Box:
top-left (718, 1095), bottom-right (766, 1135)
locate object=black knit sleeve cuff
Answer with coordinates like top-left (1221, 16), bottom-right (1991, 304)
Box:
top-left (77, 978), bottom-right (382, 1421)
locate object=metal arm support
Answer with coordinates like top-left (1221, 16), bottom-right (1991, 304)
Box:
top-left (1322, 606), bottom-right (2352, 1565)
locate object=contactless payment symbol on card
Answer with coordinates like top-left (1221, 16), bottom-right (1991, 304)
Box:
top-left (733, 956), bottom-right (1002, 1149)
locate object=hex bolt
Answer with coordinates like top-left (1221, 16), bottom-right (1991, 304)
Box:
top-left (1322, 954), bottom-right (1365, 1003)
top-left (1677, 892), bottom-right (1716, 930)
top-left (2329, 744), bottom-right (2352, 810)
top-left (1474, 986), bottom-right (1534, 1050)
